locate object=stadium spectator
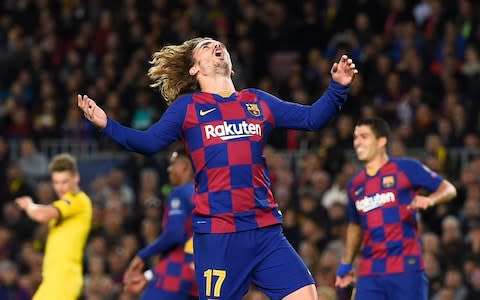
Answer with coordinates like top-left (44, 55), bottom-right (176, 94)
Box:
top-left (17, 138), bottom-right (48, 186)
top-left (0, 260), bottom-right (30, 300)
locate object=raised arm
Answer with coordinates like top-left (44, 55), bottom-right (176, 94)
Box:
top-left (78, 94), bottom-right (186, 155)
top-left (16, 196), bottom-right (60, 224)
top-left (258, 55), bottom-right (358, 130)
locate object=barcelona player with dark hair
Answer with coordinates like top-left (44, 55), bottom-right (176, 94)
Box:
top-left (78, 37), bottom-right (357, 300)
top-left (335, 117), bottom-right (457, 299)
top-left (123, 149), bottom-right (197, 299)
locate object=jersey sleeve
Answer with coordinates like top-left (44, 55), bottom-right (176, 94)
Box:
top-left (52, 195), bottom-right (84, 219)
top-left (346, 181), bottom-right (360, 224)
top-left (401, 159), bottom-right (444, 192)
top-left (166, 188), bottom-right (190, 218)
top-left (101, 96), bottom-right (188, 155)
top-left (137, 188), bottom-right (190, 260)
top-left (253, 81), bottom-right (349, 130)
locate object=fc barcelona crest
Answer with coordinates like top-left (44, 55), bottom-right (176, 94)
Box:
top-left (382, 175), bottom-right (395, 188)
top-left (245, 103), bottom-right (261, 117)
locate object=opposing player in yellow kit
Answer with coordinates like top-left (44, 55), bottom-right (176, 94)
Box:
top-left (16, 153), bottom-right (92, 300)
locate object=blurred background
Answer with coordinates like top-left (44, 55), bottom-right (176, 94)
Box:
top-left (0, 0), bottom-right (479, 299)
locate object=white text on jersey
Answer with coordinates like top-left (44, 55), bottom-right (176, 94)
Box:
top-left (355, 192), bottom-right (396, 213)
top-left (204, 121), bottom-right (262, 140)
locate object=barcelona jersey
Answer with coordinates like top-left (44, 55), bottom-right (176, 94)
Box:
top-left (347, 158), bottom-right (443, 276)
top-left (138, 183), bottom-right (197, 298)
top-left (102, 81), bottom-right (349, 233)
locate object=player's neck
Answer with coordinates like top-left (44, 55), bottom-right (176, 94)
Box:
top-left (365, 153), bottom-right (389, 176)
top-left (199, 76), bottom-right (236, 97)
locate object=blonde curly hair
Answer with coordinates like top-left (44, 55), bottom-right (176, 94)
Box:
top-left (148, 38), bottom-right (210, 105)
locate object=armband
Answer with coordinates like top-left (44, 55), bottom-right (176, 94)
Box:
top-left (336, 263), bottom-right (353, 277)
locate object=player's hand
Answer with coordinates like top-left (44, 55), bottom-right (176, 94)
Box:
top-left (330, 55), bottom-right (358, 86)
top-left (123, 271), bottom-right (148, 294)
top-left (77, 94), bottom-right (108, 128)
top-left (335, 263), bottom-right (354, 288)
top-left (408, 195), bottom-right (435, 210)
top-left (123, 256), bottom-right (144, 285)
top-left (15, 196), bottom-right (33, 211)
top-left (335, 274), bottom-right (355, 288)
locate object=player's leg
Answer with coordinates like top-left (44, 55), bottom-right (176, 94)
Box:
top-left (354, 276), bottom-right (387, 300)
top-left (384, 271), bottom-right (428, 300)
top-left (282, 284), bottom-right (317, 300)
top-left (193, 231), bottom-right (256, 300)
top-left (250, 225), bottom-right (316, 300)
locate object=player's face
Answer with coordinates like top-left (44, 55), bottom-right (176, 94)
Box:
top-left (353, 125), bottom-right (382, 163)
top-left (191, 39), bottom-right (232, 77)
top-left (51, 171), bottom-right (79, 198)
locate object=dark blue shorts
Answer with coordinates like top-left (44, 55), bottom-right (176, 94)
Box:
top-left (355, 271), bottom-right (428, 300)
top-left (193, 225), bottom-right (314, 300)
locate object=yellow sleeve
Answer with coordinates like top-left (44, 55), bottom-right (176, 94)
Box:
top-left (184, 237), bottom-right (193, 255)
top-left (52, 195), bottom-right (83, 219)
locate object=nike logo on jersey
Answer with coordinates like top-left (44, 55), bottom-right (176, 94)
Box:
top-left (199, 108), bottom-right (216, 116)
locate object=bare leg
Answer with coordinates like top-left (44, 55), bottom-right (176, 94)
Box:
top-left (282, 284), bottom-right (317, 300)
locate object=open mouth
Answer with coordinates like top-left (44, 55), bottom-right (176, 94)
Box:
top-left (214, 48), bottom-right (223, 57)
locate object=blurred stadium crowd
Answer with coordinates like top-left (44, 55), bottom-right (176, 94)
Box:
top-left (0, 0), bottom-right (480, 299)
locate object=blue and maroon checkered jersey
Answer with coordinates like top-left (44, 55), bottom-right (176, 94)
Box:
top-left (152, 248), bottom-right (197, 297)
top-left (102, 81), bottom-right (349, 233)
top-left (138, 182), bottom-right (197, 296)
top-left (347, 158), bottom-right (443, 275)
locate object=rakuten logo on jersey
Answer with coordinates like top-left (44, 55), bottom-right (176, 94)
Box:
top-left (355, 192), bottom-right (396, 213)
top-left (204, 121), bottom-right (262, 141)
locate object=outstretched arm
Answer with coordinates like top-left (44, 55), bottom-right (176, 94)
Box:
top-left (259, 55), bottom-right (358, 130)
top-left (16, 196), bottom-right (60, 223)
top-left (123, 203), bottom-right (188, 292)
top-left (124, 188), bottom-right (190, 287)
top-left (78, 94), bottom-right (185, 155)
top-left (136, 213), bottom-right (187, 261)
